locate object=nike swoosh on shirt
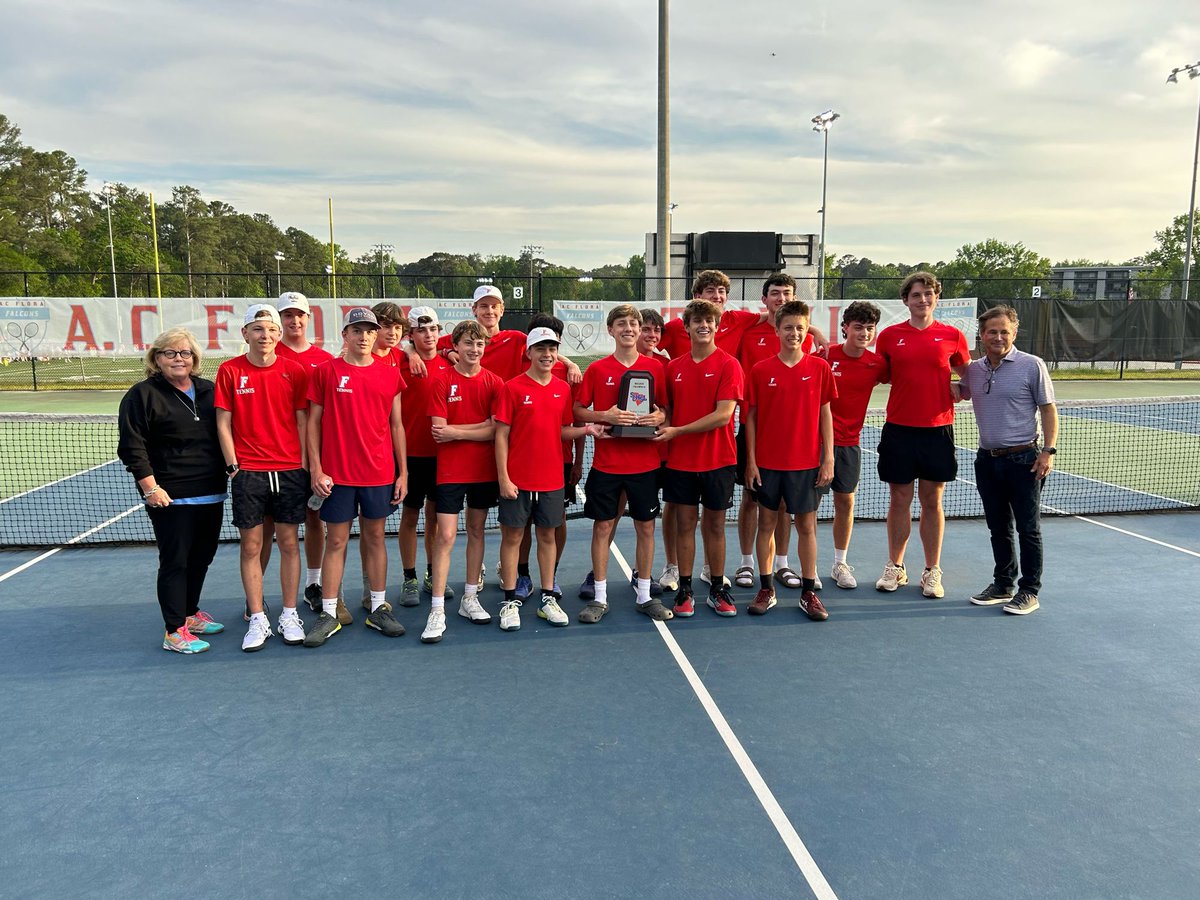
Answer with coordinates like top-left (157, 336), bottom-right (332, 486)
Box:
top-left (802, 376), bottom-right (812, 381)
top-left (704, 373), bottom-right (715, 377)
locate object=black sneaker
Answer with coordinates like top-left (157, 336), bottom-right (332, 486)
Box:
top-left (302, 612), bottom-right (341, 648)
top-left (244, 600), bottom-right (270, 622)
top-left (629, 570), bottom-right (664, 598)
top-left (304, 584), bottom-right (322, 613)
top-left (969, 584), bottom-right (1015, 606)
top-left (1003, 591), bottom-right (1040, 615)
top-left (365, 605), bottom-right (406, 636)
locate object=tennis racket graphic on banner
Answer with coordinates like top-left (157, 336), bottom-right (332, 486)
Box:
top-left (3, 321), bottom-right (43, 357)
top-left (566, 322), bottom-right (596, 352)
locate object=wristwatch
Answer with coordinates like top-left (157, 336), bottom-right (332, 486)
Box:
top-left (226, 463), bottom-right (239, 474)
top-left (1041, 448), bottom-right (1056, 455)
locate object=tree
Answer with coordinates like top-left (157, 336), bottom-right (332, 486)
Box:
top-left (1135, 210), bottom-right (1199, 299)
top-left (939, 239), bottom-right (1050, 300)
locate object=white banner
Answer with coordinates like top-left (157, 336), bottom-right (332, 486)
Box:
top-left (0, 297), bottom-right (479, 358)
top-left (553, 296), bottom-right (979, 356)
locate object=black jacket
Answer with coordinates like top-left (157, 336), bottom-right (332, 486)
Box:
top-left (117, 374), bottom-right (227, 499)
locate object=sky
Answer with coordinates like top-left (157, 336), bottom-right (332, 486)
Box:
top-left (2, 0), bottom-right (1198, 269)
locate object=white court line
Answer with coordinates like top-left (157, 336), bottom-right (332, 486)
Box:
top-left (609, 544), bottom-right (838, 900)
top-left (0, 458), bottom-right (123, 505)
top-left (0, 504), bottom-right (143, 584)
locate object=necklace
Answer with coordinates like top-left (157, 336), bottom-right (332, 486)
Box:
top-left (173, 390), bottom-right (199, 421)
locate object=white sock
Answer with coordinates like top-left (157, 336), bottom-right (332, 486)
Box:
top-left (636, 578), bottom-right (652, 604)
top-left (774, 555), bottom-right (789, 572)
top-left (432, 595), bottom-right (445, 610)
top-left (463, 583), bottom-right (478, 600)
top-left (833, 548), bottom-right (847, 565)
top-left (250, 611), bottom-right (269, 625)
top-left (322, 598), bottom-right (338, 617)
top-left (369, 590), bottom-right (387, 612)
top-left (594, 579), bottom-right (608, 605)
top-left (306, 568), bottom-right (321, 586)
top-left (280, 606), bottom-right (298, 620)
top-left (740, 553), bottom-right (754, 568)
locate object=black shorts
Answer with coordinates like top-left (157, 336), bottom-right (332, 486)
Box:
top-left (656, 461), bottom-right (669, 495)
top-left (320, 483), bottom-right (395, 523)
top-left (585, 468), bottom-right (661, 522)
top-left (403, 456), bottom-right (437, 510)
top-left (877, 423), bottom-right (958, 484)
top-left (662, 465), bottom-right (737, 511)
top-left (436, 481), bottom-right (501, 516)
top-left (831, 445), bottom-right (862, 494)
top-left (755, 467), bottom-right (828, 515)
top-left (231, 469), bottom-right (309, 529)
top-left (563, 462), bottom-right (577, 505)
top-left (499, 488), bottom-right (566, 529)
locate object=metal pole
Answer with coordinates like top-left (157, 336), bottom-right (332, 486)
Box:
top-left (1183, 89), bottom-right (1200, 301)
top-left (657, 0), bottom-right (671, 311)
top-left (104, 188), bottom-right (118, 298)
top-left (818, 128), bottom-right (829, 304)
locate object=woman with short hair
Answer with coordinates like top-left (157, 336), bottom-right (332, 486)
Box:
top-left (117, 328), bottom-right (228, 653)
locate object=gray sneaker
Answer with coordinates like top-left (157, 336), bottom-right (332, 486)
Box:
top-left (1003, 591), bottom-right (1040, 615)
top-left (423, 572), bottom-right (454, 600)
top-left (303, 584), bottom-right (322, 613)
top-left (401, 577), bottom-right (421, 607)
top-left (365, 605), bottom-right (406, 636)
top-left (970, 584), bottom-right (1015, 606)
top-left (302, 612), bottom-right (341, 648)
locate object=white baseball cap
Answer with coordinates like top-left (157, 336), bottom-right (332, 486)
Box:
top-left (276, 292), bottom-right (310, 314)
top-left (407, 305), bottom-right (440, 328)
top-left (244, 304), bottom-right (282, 327)
top-left (473, 284), bottom-right (504, 303)
top-left (526, 327), bottom-right (561, 350)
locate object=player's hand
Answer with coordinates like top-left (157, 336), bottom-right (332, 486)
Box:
top-left (431, 422), bottom-right (449, 443)
top-left (312, 472), bottom-right (334, 498)
top-left (1032, 451), bottom-right (1054, 480)
top-left (146, 486), bottom-right (173, 508)
top-left (745, 464), bottom-right (762, 490)
top-left (565, 360), bottom-right (582, 385)
top-left (393, 474), bottom-right (407, 505)
top-left (809, 328), bottom-right (830, 355)
top-left (445, 349), bottom-right (460, 366)
top-left (499, 478), bottom-right (518, 500)
top-left (644, 408), bottom-right (666, 427)
top-left (583, 422), bottom-right (608, 439)
top-left (652, 425), bottom-right (677, 442)
top-left (816, 459), bottom-right (834, 487)
top-left (406, 349), bottom-right (428, 378)
top-left (605, 405), bottom-right (635, 426)
top-left (569, 461), bottom-right (583, 486)
top-left (950, 382), bottom-right (963, 403)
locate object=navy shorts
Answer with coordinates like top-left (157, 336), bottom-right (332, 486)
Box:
top-left (320, 483), bottom-right (395, 523)
top-left (231, 469), bottom-right (309, 529)
top-left (436, 481), bottom-right (500, 516)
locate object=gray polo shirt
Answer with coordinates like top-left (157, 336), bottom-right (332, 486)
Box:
top-left (962, 348), bottom-right (1055, 449)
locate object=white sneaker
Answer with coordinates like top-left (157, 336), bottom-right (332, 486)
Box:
top-left (813, 574), bottom-right (823, 591)
top-left (700, 564), bottom-right (731, 588)
top-left (242, 616), bottom-right (272, 652)
top-left (876, 562), bottom-right (908, 592)
top-left (658, 563), bottom-right (679, 592)
top-left (421, 608), bottom-right (446, 643)
top-left (277, 609), bottom-right (305, 645)
top-left (537, 594), bottom-right (569, 627)
top-left (458, 594), bottom-right (492, 624)
top-left (477, 563), bottom-right (487, 593)
top-left (831, 562), bottom-right (857, 589)
top-left (499, 599), bottom-right (522, 632)
top-left (920, 565), bottom-right (945, 599)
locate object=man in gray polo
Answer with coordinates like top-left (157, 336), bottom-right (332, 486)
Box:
top-left (959, 304), bottom-right (1057, 615)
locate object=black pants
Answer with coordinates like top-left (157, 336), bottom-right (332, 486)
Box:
top-left (146, 502), bottom-right (224, 633)
top-left (974, 449), bottom-right (1043, 595)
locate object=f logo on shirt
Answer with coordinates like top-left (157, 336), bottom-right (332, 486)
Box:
top-left (239, 375), bottom-right (249, 390)
top-left (339, 376), bottom-right (351, 389)
top-left (450, 384), bottom-right (459, 397)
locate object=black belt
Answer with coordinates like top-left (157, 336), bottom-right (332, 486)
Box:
top-left (985, 443), bottom-right (1036, 457)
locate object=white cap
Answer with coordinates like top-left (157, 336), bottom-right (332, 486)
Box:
top-left (244, 304), bottom-right (282, 327)
top-left (276, 291), bottom-right (310, 314)
top-left (473, 284), bottom-right (504, 303)
top-left (525, 327), bottom-right (561, 350)
top-left (407, 305), bottom-right (440, 328)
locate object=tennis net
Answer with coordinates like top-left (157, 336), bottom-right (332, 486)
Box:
top-left (3, 396), bottom-right (1199, 547)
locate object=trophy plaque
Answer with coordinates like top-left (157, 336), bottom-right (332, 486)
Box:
top-left (611, 369), bottom-right (657, 438)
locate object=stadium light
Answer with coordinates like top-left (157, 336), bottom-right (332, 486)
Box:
top-left (325, 264), bottom-right (333, 297)
top-left (811, 110), bottom-right (841, 305)
top-left (371, 243), bottom-right (394, 299)
top-left (522, 244), bottom-right (543, 304)
top-left (273, 250), bottom-right (285, 294)
top-left (1167, 61), bottom-right (1200, 300)
top-left (102, 183), bottom-right (119, 299)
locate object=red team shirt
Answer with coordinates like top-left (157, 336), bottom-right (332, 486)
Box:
top-left (661, 309), bottom-right (760, 359)
top-left (275, 342), bottom-right (335, 370)
top-left (398, 353), bottom-right (452, 458)
top-left (308, 358), bottom-right (406, 486)
top-left (737, 320), bottom-right (814, 373)
top-left (875, 321), bottom-right (969, 428)
top-left (438, 330), bottom-right (528, 381)
top-left (826, 345), bottom-right (886, 447)
top-left (665, 350), bottom-right (744, 471)
top-left (214, 356), bottom-right (308, 471)
top-left (428, 367), bottom-right (505, 485)
top-left (747, 354), bottom-right (836, 471)
top-left (578, 354), bottom-right (668, 475)
top-left (493, 373), bottom-right (574, 492)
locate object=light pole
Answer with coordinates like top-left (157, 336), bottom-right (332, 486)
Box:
top-left (273, 251), bottom-right (285, 295)
top-left (811, 109), bottom-right (840, 304)
top-left (371, 243), bottom-right (394, 299)
top-left (325, 264), bottom-right (333, 297)
top-left (102, 183), bottom-right (119, 298)
top-left (1168, 61), bottom-right (1200, 300)
top-left (522, 244), bottom-right (543, 305)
